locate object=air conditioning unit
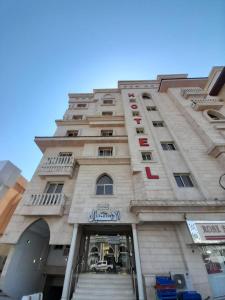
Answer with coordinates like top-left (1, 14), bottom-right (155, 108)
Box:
top-left (171, 273), bottom-right (193, 291)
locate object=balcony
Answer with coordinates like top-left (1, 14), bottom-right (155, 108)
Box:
top-left (38, 155), bottom-right (75, 177)
top-left (191, 98), bottom-right (224, 111)
top-left (181, 88), bottom-right (207, 99)
top-left (21, 193), bottom-right (66, 216)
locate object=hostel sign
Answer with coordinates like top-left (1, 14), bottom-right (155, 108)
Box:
top-left (187, 221), bottom-right (225, 244)
top-left (89, 204), bottom-right (120, 222)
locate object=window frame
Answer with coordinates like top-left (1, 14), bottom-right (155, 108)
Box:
top-left (101, 129), bottom-right (113, 137)
top-left (76, 103), bottom-right (87, 108)
top-left (102, 111), bottom-right (113, 116)
top-left (96, 174), bottom-right (113, 195)
top-left (141, 151), bottom-right (153, 161)
top-left (72, 115), bottom-right (83, 120)
top-left (66, 130), bottom-right (79, 137)
top-left (146, 106), bottom-right (157, 111)
top-left (98, 147), bottom-right (113, 157)
top-left (161, 142), bottom-right (176, 151)
top-left (136, 127), bottom-right (145, 134)
top-left (173, 174), bottom-right (194, 188)
top-left (132, 111), bottom-right (140, 117)
top-left (45, 182), bottom-right (64, 194)
top-left (152, 121), bottom-right (164, 127)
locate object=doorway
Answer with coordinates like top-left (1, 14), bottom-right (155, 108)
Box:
top-left (77, 225), bottom-right (134, 274)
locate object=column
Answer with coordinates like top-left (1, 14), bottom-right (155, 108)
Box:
top-left (61, 224), bottom-right (78, 300)
top-left (132, 223), bottom-right (145, 300)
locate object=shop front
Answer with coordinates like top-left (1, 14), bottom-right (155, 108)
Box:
top-left (187, 221), bottom-right (225, 299)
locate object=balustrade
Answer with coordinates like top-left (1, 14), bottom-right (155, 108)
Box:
top-left (38, 155), bottom-right (75, 177)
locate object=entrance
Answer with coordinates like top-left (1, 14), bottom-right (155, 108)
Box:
top-left (77, 225), bottom-right (134, 274)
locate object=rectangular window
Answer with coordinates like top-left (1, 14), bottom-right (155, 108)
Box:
top-left (152, 121), bottom-right (164, 127)
top-left (161, 142), bottom-right (176, 150)
top-left (67, 130), bottom-right (78, 137)
top-left (72, 115), bottom-right (83, 120)
top-left (174, 174), bottom-right (194, 187)
top-left (136, 128), bottom-right (145, 134)
top-left (45, 182), bottom-right (64, 194)
top-left (102, 111), bottom-right (113, 116)
top-left (129, 99), bottom-right (136, 103)
top-left (77, 103), bottom-right (87, 108)
top-left (103, 99), bottom-right (113, 105)
top-left (101, 130), bottom-right (113, 136)
top-left (141, 152), bottom-right (152, 161)
top-left (98, 147), bottom-right (113, 157)
top-left (132, 111), bottom-right (140, 117)
top-left (147, 106), bottom-right (157, 111)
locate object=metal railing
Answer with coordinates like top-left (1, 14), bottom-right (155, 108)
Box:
top-left (26, 193), bottom-right (65, 206)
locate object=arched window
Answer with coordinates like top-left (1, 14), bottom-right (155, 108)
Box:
top-left (207, 110), bottom-right (225, 120)
top-left (96, 174), bottom-right (113, 195)
top-left (142, 93), bottom-right (151, 99)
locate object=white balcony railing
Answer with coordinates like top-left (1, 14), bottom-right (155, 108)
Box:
top-left (191, 98), bottom-right (224, 111)
top-left (38, 155), bottom-right (75, 177)
top-left (22, 193), bottom-right (66, 216)
top-left (27, 193), bottom-right (65, 206)
top-left (181, 88), bottom-right (207, 99)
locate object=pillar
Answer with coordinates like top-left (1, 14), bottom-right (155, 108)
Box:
top-left (61, 224), bottom-right (78, 300)
top-left (132, 223), bottom-right (145, 300)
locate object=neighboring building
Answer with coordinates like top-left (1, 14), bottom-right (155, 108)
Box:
top-left (0, 66), bottom-right (225, 300)
top-left (0, 161), bottom-right (27, 276)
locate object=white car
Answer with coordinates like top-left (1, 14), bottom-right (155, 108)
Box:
top-left (90, 260), bottom-right (114, 272)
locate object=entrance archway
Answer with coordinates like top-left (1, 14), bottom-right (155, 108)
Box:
top-left (2, 219), bottom-right (50, 300)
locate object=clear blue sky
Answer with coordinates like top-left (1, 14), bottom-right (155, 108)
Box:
top-left (0, 0), bottom-right (224, 180)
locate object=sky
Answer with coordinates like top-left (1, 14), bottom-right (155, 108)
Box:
top-left (0, 0), bottom-right (224, 180)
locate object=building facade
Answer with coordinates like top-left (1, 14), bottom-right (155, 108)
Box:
top-left (0, 161), bottom-right (27, 278)
top-left (0, 66), bottom-right (225, 300)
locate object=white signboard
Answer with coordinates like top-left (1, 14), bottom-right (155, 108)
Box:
top-left (187, 221), bottom-right (225, 244)
top-left (89, 204), bottom-right (120, 222)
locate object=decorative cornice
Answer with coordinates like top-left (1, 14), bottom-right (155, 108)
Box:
top-left (76, 156), bottom-right (130, 165)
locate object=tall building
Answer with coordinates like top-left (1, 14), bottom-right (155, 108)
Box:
top-left (0, 161), bottom-right (27, 278)
top-left (0, 66), bottom-right (225, 300)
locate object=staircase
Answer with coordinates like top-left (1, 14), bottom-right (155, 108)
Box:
top-left (72, 273), bottom-right (136, 300)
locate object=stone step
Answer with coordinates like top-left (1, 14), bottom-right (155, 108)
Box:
top-left (72, 273), bottom-right (136, 300)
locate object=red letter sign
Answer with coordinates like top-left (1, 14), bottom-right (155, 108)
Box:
top-left (139, 138), bottom-right (149, 147)
top-left (145, 167), bottom-right (159, 179)
top-left (130, 104), bottom-right (138, 109)
top-left (134, 118), bottom-right (142, 124)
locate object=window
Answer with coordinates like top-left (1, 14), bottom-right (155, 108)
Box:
top-left (141, 152), bottom-right (152, 161)
top-left (103, 99), bottom-right (113, 105)
top-left (72, 115), bottom-right (83, 120)
top-left (102, 111), bottom-right (113, 116)
top-left (161, 142), bottom-right (176, 150)
top-left (207, 111), bottom-right (224, 120)
top-left (129, 98), bottom-right (136, 103)
top-left (101, 130), bottom-right (113, 136)
top-left (174, 174), bottom-right (194, 187)
top-left (77, 103), bottom-right (87, 108)
top-left (136, 128), bottom-right (145, 134)
top-left (147, 106), bottom-right (157, 111)
top-left (132, 111), bottom-right (140, 117)
top-left (142, 93), bottom-right (151, 99)
top-left (153, 121), bottom-right (164, 127)
top-left (96, 174), bottom-right (113, 195)
top-left (45, 182), bottom-right (64, 194)
top-left (98, 147), bottom-right (113, 156)
top-left (67, 130), bottom-right (78, 137)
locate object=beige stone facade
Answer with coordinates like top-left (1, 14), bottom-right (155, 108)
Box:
top-left (0, 66), bottom-right (225, 300)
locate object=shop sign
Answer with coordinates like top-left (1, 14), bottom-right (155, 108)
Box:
top-left (89, 204), bottom-right (120, 222)
top-left (187, 221), bottom-right (225, 244)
